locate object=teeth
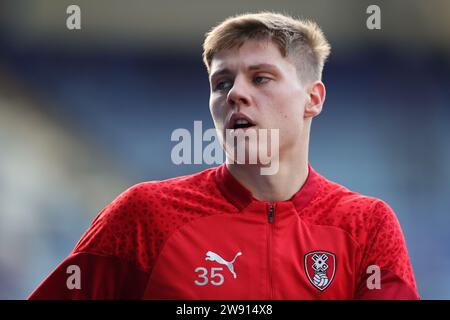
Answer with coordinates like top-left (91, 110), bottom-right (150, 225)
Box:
top-left (236, 119), bottom-right (249, 125)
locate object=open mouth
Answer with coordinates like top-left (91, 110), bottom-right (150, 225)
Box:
top-left (228, 113), bottom-right (256, 131)
top-left (233, 119), bottom-right (255, 130)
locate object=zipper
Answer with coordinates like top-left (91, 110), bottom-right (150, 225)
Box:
top-left (267, 203), bottom-right (275, 299)
top-left (268, 203), bottom-right (274, 224)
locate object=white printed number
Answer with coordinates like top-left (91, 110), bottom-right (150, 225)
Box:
top-left (194, 267), bottom-right (225, 286)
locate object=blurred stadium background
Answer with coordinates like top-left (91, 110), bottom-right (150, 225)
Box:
top-left (0, 0), bottom-right (449, 299)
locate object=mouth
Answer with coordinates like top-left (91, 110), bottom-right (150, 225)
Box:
top-left (227, 113), bottom-right (256, 131)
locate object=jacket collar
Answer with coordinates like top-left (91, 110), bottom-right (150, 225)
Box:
top-left (215, 162), bottom-right (320, 213)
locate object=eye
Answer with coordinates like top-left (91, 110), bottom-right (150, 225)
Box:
top-left (254, 76), bottom-right (271, 84)
top-left (214, 80), bottom-right (232, 92)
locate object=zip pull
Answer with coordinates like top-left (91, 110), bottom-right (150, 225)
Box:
top-left (268, 204), bottom-right (274, 224)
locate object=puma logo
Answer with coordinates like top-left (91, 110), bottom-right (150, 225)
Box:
top-left (205, 251), bottom-right (242, 279)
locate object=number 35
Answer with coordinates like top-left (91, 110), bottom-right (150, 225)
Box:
top-left (194, 267), bottom-right (224, 286)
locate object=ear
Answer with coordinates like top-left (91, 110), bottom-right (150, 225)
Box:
top-left (304, 81), bottom-right (326, 119)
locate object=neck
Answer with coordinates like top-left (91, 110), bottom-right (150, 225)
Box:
top-left (226, 140), bottom-right (309, 203)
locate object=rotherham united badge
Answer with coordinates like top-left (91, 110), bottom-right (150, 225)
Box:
top-left (304, 251), bottom-right (336, 291)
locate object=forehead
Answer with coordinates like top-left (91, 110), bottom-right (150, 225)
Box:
top-left (209, 39), bottom-right (295, 77)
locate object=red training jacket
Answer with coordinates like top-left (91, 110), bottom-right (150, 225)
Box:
top-left (29, 164), bottom-right (419, 299)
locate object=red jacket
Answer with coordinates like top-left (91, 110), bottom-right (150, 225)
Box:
top-left (29, 164), bottom-right (419, 299)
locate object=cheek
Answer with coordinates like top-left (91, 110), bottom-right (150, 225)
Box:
top-left (271, 93), bottom-right (306, 136)
top-left (210, 101), bottom-right (226, 127)
top-left (282, 89), bottom-right (307, 119)
top-left (275, 95), bottom-right (304, 123)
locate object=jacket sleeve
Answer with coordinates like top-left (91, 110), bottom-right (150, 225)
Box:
top-left (355, 200), bottom-right (419, 300)
top-left (28, 252), bottom-right (149, 299)
top-left (29, 185), bottom-right (153, 300)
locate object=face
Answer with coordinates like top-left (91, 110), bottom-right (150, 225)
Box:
top-left (209, 39), bottom-right (315, 162)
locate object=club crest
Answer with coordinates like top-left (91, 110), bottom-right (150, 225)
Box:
top-left (304, 251), bottom-right (336, 291)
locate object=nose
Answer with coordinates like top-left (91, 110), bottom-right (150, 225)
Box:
top-left (226, 76), bottom-right (251, 108)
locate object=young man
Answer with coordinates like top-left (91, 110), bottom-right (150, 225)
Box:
top-left (29, 12), bottom-right (419, 299)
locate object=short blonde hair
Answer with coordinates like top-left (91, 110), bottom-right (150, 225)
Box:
top-left (203, 11), bottom-right (331, 82)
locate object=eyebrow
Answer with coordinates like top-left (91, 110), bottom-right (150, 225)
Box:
top-left (210, 63), bottom-right (281, 81)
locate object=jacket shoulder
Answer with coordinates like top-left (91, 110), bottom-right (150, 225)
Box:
top-left (73, 166), bottom-right (225, 270)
